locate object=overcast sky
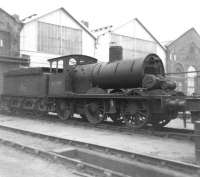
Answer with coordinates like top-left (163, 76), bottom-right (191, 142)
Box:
top-left (2, 0), bottom-right (200, 42)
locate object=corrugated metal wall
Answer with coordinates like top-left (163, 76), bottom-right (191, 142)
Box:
top-left (110, 33), bottom-right (157, 60)
top-left (37, 22), bottom-right (82, 55)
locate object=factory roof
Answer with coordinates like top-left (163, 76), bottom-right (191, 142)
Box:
top-left (0, 8), bottom-right (21, 24)
top-left (22, 7), bottom-right (96, 40)
top-left (166, 28), bottom-right (200, 47)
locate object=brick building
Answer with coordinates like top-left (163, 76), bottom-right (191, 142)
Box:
top-left (166, 28), bottom-right (200, 95)
top-left (0, 8), bottom-right (29, 94)
top-left (0, 8), bottom-right (23, 57)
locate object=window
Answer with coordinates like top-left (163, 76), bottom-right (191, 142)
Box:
top-left (38, 22), bottom-right (82, 55)
top-left (187, 66), bottom-right (197, 95)
top-left (169, 53), bottom-right (172, 60)
top-left (0, 39), bottom-right (3, 47)
top-left (58, 60), bottom-right (63, 69)
top-left (173, 54), bottom-right (176, 61)
top-left (69, 58), bottom-right (77, 66)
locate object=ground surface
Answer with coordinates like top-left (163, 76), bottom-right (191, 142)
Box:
top-left (166, 118), bottom-right (194, 129)
top-left (0, 114), bottom-right (195, 164)
top-left (0, 144), bottom-right (77, 177)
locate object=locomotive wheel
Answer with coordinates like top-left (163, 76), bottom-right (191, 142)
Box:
top-left (80, 114), bottom-right (88, 122)
top-left (37, 100), bottom-right (47, 112)
top-left (191, 111), bottom-right (200, 123)
top-left (10, 107), bottom-right (20, 115)
top-left (109, 114), bottom-right (123, 124)
top-left (150, 114), bottom-right (171, 128)
top-left (124, 110), bottom-right (149, 129)
top-left (57, 101), bottom-right (72, 121)
top-left (84, 102), bottom-right (105, 124)
top-left (151, 114), bottom-right (171, 128)
top-left (151, 118), bottom-right (171, 128)
top-left (58, 109), bottom-right (71, 121)
top-left (35, 100), bottom-right (47, 116)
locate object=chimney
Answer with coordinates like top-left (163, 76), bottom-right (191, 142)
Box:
top-left (109, 43), bottom-right (123, 62)
top-left (81, 20), bottom-right (89, 28)
top-left (12, 14), bottom-right (21, 23)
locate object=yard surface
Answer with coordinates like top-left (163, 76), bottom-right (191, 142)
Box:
top-left (0, 114), bottom-right (195, 164)
top-left (0, 144), bottom-right (77, 177)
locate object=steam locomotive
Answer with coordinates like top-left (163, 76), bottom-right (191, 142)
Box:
top-left (1, 52), bottom-right (200, 129)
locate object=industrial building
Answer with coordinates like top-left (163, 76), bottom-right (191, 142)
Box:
top-left (96, 21), bottom-right (200, 96)
top-left (94, 19), bottom-right (158, 62)
top-left (165, 28), bottom-right (200, 95)
top-left (20, 7), bottom-right (97, 67)
top-left (0, 9), bottom-right (22, 57)
top-left (0, 8), bottom-right (29, 94)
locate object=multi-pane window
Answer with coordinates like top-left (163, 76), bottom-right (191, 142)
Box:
top-left (38, 22), bottom-right (82, 55)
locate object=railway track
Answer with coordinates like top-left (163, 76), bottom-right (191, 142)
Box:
top-left (65, 118), bottom-right (195, 141)
top-left (0, 111), bottom-right (196, 142)
top-left (0, 124), bottom-right (199, 177)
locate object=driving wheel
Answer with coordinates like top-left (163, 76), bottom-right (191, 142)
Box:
top-left (151, 114), bottom-right (171, 128)
top-left (57, 101), bottom-right (72, 121)
top-left (84, 102), bottom-right (105, 124)
top-left (109, 114), bottom-right (123, 124)
top-left (124, 110), bottom-right (149, 129)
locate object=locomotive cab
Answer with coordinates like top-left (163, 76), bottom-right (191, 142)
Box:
top-left (48, 55), bottom-right (98, 95)
top-left (48, 54), bottom-right (97, 72)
